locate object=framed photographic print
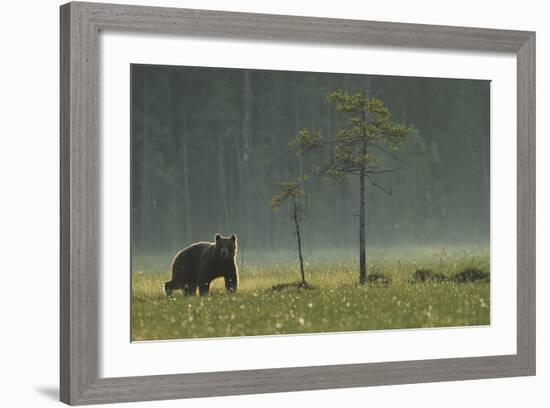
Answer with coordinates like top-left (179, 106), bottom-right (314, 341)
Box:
top-left (60, 1), bottom-right (536, 405)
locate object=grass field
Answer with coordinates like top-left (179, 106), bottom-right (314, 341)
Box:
top-left (131, 247), bottom-right (490, 341)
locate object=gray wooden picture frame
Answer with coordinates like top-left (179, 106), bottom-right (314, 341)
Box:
top-left (60, 1), bottom-right (536, 405)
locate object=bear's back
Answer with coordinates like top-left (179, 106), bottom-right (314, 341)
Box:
top-left (174, 241), bottom-right (211, 261)
top-left (172, 242), bottom-right (210, 268)
top-left (185, 241), bottom-right (212, 254)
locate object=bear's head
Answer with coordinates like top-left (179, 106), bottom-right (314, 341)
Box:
top-left (214, 233), bottom-right (237, 260)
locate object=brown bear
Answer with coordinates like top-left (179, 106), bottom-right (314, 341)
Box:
top-left (164, 234), bottom-right (238, 296)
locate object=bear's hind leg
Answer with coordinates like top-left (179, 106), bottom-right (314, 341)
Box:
top-left (183, 284), bottom-right (197, 296)
top-left (164, 280), bottom-right (176, 297)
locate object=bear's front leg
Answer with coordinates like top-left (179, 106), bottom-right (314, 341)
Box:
top-left (224, 273), bottom-right (238, 293)
top-left (224, 277), bottom-right (237, 293)
top-left (224, 264), bottom-right (238, 293)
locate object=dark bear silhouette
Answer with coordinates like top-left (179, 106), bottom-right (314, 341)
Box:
top-left (164, 234), bottom-right (238, 296)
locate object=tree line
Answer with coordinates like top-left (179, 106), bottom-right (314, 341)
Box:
top-left (131, 65), bottom-right (490, 263)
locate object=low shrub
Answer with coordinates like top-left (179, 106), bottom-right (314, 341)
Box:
top-left (270, 281), bottom-right (314, 291)
top-left (365, 272), bottom-right (391, 286)
top-left (452, 267), bottom-right (490, 283)
top-left (412, 268), bottom-right (448, 282)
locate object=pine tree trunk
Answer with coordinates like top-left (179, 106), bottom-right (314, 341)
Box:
top-left (292, 197), bottom-right (306, 286)
top-left (292, 78), bottom-right (309, 256)
top-left (359, 99), bottom-right (368, 285)
top-left (359, 151), bottom-right (367, 285)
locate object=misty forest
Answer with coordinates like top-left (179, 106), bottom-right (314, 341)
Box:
top-left (131, 64), bottom-right (490, 341)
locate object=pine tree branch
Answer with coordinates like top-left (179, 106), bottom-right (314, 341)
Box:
top-left (366, 166), bottom-right (403, 175)
top-left (366, 174), bottom-right (394, 195)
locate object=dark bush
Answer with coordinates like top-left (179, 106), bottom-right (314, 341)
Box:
top-left (366, 273), bottom-right (391, 286)
top-left (452, 267), bottom-right (490, 283)
top-left (271, 282), bottom-right (314, 291)
top-left (412, 268), bottom-right (448, 282)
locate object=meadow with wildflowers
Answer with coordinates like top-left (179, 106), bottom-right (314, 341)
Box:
top-left (131, 247), bottom-right (489, 341)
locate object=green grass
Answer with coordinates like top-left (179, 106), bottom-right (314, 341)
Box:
top-left (131, 248), bottom-right (490, 341)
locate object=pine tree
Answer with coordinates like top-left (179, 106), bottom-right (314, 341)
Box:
top-left (270, 176), bottom-right (308, 287)
top-left (290, 90), bottom-right (412, 284)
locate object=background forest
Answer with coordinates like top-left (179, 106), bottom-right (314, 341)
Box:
top-left (131, 64), bottom-right (490, 261)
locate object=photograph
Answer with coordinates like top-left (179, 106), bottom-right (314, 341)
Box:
top-left (130, 64), bottom-right (491, 341)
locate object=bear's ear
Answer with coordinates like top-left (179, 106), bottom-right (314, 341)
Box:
top-left (231, 234), bottom-right (237, 242)
top-left (215, 233), bottom-right (221, 242)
